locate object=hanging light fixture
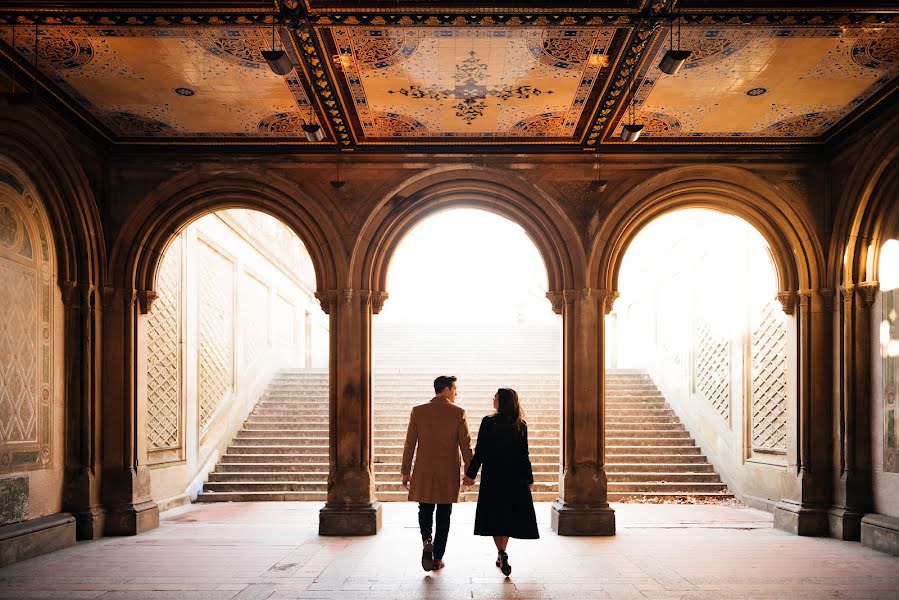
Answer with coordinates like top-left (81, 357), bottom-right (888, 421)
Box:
top-left (658, 16), bottom-right (691, 75)
top-left (621, 67), bottom-right (644, 142)
top-left (301, 103), bottom-right (324, 142)
top-left (329, 153), bottom-right (346, 189)
top-left (589, 159), bottom-right (608, 192)
top-left (262, 1), bottom-right (293, 75)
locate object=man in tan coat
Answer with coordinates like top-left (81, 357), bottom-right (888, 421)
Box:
top-left (401, 375), bottom-right (473, 572)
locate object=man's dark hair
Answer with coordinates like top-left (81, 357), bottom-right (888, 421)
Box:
top-left (434, 375), bottom-right (457, 395)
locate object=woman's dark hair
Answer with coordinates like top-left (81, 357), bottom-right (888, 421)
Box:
top-left (495, 388), bottom-right (526, 432)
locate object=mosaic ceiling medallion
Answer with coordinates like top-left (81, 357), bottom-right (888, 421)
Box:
top-left (320, 27), bottom-right (619, 142)
top-left (612, 26), bottom-right (899, 142)
top-left (0, 26), bottom-right (321, 140)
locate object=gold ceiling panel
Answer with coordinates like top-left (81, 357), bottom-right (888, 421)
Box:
top-left (1, 26), bottom-right (320, 139)
top-left (614, 26), bottom-right (899, 141)
top-left (319, 26), bottom-right (619, 142)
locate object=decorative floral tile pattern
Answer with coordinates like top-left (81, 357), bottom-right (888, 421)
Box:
top-left (0, 27), bottom-right (318, 138)
top-left (324, 26), bottom-right (617, 140)
top-left (613, 26), bottom-right (899, 140)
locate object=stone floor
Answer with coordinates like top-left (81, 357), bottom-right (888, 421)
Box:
top-left (1, 502), bottom-right (898, 599)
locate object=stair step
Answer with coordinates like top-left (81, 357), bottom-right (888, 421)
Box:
top-left (214, 463), bottom-right (329, 473)
top-left (197, 491), bottom-right (327, 502)
top-left (608, 482), bottom-right (729, 493)
top-left (607, 472), bottom-right (722, 483)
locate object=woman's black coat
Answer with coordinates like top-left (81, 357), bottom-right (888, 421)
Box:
top-left (466, 414), bottom-right (539, 539)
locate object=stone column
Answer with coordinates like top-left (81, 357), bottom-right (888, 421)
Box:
top-left (774, 289), bottom-right (833, 535)
top-left (60, 281), bottom-right (105, 540)
top-left (828, 282), bottom-right (878, 540)
top-left (99, 287), bottom-right (159, 535)
top-left (550, 288), bottom-right (616, 536)
top-left (317, 289), bottom-right (382, 535)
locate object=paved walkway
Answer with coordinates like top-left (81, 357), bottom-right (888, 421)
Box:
top-left (1, 502), bottom-right (898, 599)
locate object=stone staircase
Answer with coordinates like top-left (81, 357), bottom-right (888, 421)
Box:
top-left (197, 325), bottom-right (730, 503)
top-left (605, 371), bottom-right (731, 502)
top-left (372, 372), bottom-right (561, 501)
top-left (197, 369), bottom-right (329, 502)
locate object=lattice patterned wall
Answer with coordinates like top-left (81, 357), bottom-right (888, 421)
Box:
top-left (146, 235), bottom-right (182, 461)
top-left (197, 241), bottom-right (234, 433)
top-left (694, 321), bottom-right (731, 424)
top-left (241, 272), bottom-right (269, 367)
top-left (0, 172), bottom-right (53, 472)
top-left (750, 299), bottom-right (788, 455)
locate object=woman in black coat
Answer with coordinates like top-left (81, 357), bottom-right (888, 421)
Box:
top-left (463, 387), bottom-right (539, 577)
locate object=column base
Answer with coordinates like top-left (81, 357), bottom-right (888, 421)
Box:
top-left (828, 506), bottom-right (864, 541)
top-left (774, 500), bottom-right (828, 536)
top-left (319, 501), bottom-right (382, 536)
top-left (551, 501), bottom-right (615, 536)
top-left (73, 505), bottom-right (106, 540)
top-left (861, 513), bottom-right (899, 557)
top-left (104, 500), bottom-right (159, 536)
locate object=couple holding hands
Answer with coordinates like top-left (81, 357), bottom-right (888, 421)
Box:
top-left (401, 375), bottom-right (538, 577)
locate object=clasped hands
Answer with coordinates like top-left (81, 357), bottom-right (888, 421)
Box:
top-left (401, 474), bottom-right (476, 489)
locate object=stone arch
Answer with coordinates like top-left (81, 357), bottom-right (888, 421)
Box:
top-left (0, 158), bottom-right (58, 472)
top-left (589, 165), bottom-right (825, 302)
top-left (0, 113), bottom-right (106, 288)
top-left (110, 169), bottom-right (347, 302)
top-left (351, 165), bottom-right (585, 307)
top-left (829, 112), bottom-right (899, 288)
top-left (0, 114), bottom-right (108, 538)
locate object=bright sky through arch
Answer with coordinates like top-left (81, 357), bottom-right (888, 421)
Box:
top-left (377, 209), bottom-right (555, 325)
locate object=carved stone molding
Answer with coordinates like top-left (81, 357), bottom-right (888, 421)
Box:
top-left (839, 283), bottom-right (877, 308)
top-left (371, 291), bottom-right (388, 315)
top-left (776, 291), bottom-right (797, 315)
top-left (857, 282), bottom-right (879, 307)
top-left (341, 289), bottom-right (354, 309)
top-left (136, 289), bottom-right (158, 315)
top-left (546, 291), bottom-right (564, 315)
top-left (315, 290), bottom-right (339, 315)
top-left (60, 280), bottom-right (98, 310)
top-left (600, 289), bottom-right (619, 315)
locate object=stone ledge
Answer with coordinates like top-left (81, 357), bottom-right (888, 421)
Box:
top-left (861, 513), bottom-right (899, 557)
top-left (0, 513), bottom-right (76, 567)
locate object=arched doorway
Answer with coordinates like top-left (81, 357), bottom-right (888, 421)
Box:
top-left (0, 164), bottom-right (67, 540)
top-left (370, 208), bottom-right (562, 501)
top-left (611, 209), bottom-right (791, 509)
top-left (141, 209), bottom-right (328, 510)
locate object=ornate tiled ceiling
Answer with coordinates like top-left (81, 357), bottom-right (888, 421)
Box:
top-left (1, 2), bottom-right (898, 150)
top-left (319, 26), bottom-right (620, 142)
top-left (611, 26), bottom-right (899, 142)
top-left (0, 26), bottom-right (321, 140)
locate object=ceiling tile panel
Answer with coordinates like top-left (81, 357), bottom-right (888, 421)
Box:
top-left (319, 26), bottom-right (619, 142)
top-left (1, 26), bottom-right (321, 139)
top-left (612, 26), bottom-right (899, 141)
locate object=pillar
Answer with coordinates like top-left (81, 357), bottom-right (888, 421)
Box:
top-left (774, 289), bottom-right (833, 535)
top-left (550, 288), bottom-right (616, 536)
top-left (99, 287), bottom-right (159, 535)
top-left (828, 282), bottom-right (878, 540)
top-left (317, 289), bottom-right (382, 535)
top-left (60, 281), bottom-right (105, 540)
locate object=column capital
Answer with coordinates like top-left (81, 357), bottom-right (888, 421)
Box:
top-left (840, 282), bottom-right (879, 308)
top-left (546, 291), bottom-right (564, 315)
top-left (135, 289), bottom-right (157, 315)
top-left (315, 289), bottom-right (339, 315)
top-left (559, 288), bottom-right (619, 315)
top-left (776, 291), bottom-right (797, 315)
top-left (60, 280), bottom-right (98, 309)
top-left (371, 291), bottom-right (388, 314)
